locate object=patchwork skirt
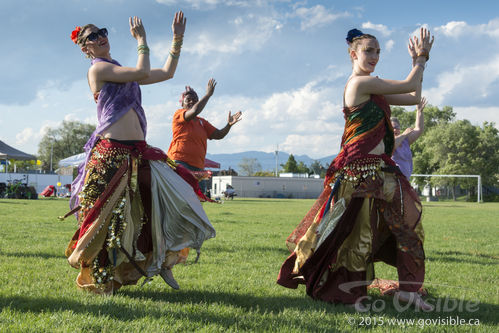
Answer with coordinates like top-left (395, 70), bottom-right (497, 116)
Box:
top-left (65, 139), bottom-right (215, 294)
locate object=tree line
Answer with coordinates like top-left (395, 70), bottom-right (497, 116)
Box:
top-left (239, 104), bottom-right (499, 198)
top-left (392, 104), bottom-right (499, 199)
top-left (13, 121), bottom-right (96, 173)
top-left (238, 156), bottom-right (326, 177)
top-left (27, 107), bottom-right (499, 198)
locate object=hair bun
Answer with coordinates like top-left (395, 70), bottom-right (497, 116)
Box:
top-left (346, 28), bottom-right (364, 43)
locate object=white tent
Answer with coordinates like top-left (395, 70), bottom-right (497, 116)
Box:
top-left (58, 153), bottom-right (86, 167)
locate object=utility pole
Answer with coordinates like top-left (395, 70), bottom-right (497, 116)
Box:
top-left (274, 144), bottom-right (279, 177)
top-left (50, 140), bottom-right (53, 173)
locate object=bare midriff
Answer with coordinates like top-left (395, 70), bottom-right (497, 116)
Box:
top-left (102, 108), bottom-right (145, 140)
top-left (368, 139), bottom-right (385, 155)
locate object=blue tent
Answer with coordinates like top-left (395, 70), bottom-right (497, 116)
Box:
top-left (0, 140), bottom-right (36, 161)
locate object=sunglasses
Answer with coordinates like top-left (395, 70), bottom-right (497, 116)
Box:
top-left (85, 28), bottom-right (108, 43)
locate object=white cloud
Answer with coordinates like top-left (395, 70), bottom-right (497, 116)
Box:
top-left (141, 100), bottom-right (179, 146)
top-left (409, 24), bottom-right (430, 38)
top-left (480, 18), bottom-right (499, 37)
top-left (64, 113), bottom-right (81, 122)
top-left (261, 81), bottom-right (336, 124)
top-left (0, 79), bottom-right (96, 154)
top-left (142, 72), bottom-right (347, 158)
top-left (453, 106), bottom-right (499, 129)
top-left (281, 133), bottom-right (342, 157)
top-left (227, 78), bottom-right (344, 156)
top-left (152, 14), bottom-right (281, 58)
top-left (352, 6), bottom-right (364, 18)
top-left (233, 16), bottom-right (244, 25)
top-left (424, 54), bottom-right (499, 105)
top-left (293, 5), bottom-right (349, 31)
top-left (16, 128), bottom-right (36, 146)
top-left (361, 21), bottom-right (391, 36)
top-left (38, 125), bottom-right (52, 138)
top-left (14, 123), bottom-right (58, 150)
top-left (155, 0), bottom-right (250, 9)
top-left (435, 18), bottom-right (499, 38)
top-left (385, 39), bottom-right (395, 52)
top-left (435, 21), bottom-right (468, 37)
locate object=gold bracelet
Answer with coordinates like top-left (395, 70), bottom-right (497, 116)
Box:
top-left (171, 38), bottom-right (183, 53)
top-left (171, 44), bottom-right (182, 53)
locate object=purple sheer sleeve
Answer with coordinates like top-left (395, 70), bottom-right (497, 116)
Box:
top-left (70, 58), bottom-right (148, 209)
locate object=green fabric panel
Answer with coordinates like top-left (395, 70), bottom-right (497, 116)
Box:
top-left (344, 100), bottom-right (385, 145)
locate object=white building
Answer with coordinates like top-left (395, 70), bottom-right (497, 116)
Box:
top-left (211, 175), bottom-right (323, 199)
top-left (0, 172), bottom-right (73, 195)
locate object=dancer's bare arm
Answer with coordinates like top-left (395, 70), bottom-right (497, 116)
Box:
top-left (210, 111), bottom-right (243, 140)
top-left (184, 79), bottom-right (216, 121)
top-left (393, 97), bottom-right (426, 148)
top-left (385, 35), bottom-right (428, 105)
top-left (407, 97), bottom-right (426, 144)
top-left (394, 128), bottom-right (413, 149)
top-left (139, 11), bottom-right (186, 85)
top-left (347, 28), bottom-right (433, 106)
top-left (89, 17), bottom-right (150, 88)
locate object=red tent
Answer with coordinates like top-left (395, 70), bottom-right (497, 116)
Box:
top-left (204, 158), bottom-right (220, 169)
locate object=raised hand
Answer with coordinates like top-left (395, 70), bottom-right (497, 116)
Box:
top-left (206, 78), bottom-right (217, 96)
top-left (402, 127), bottom-right (413, 136)
top-left (408, 37), bottom-right (417, 59)
top-left (417, 97), bottom-right (427, 112)
top-left (413, 27), bottom-right (434, 60)
top-left (228, 111), bottom-right (242, 126)
top-left (172, 11), bottom-right (186, 35)
top-left (129, 16), bottom-right (146, 42)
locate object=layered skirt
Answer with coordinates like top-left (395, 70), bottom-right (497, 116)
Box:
top-left (277, 155), bottom-right (424, 304)
top-left (65, 139), bottom-right (215, 294)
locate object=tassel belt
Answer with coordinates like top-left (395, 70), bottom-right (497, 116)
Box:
top-left (333, 156), bottom-right (383, 184)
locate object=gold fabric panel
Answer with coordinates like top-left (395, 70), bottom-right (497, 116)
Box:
top-left (67, 173), bottom-right (128, 268)
top-left (293, 166), bottom-right (424, 275)
top-left (331, 186), bottom-right (372, 272)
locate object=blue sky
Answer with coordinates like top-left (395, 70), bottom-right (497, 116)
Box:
top-left (1, 0), bottom-right (499, 160)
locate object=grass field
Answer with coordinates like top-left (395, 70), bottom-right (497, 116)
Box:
top-left (0, 197), bottom-right (498, 332)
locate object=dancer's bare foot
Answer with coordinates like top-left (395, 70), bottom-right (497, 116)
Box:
top-left (395, 291), bottom-right (434, 311)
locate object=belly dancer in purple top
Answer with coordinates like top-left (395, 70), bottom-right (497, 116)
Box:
top-left (391, 97), bottom-right (427, 180)
top-left (63, 13), bottom-right (215, 295)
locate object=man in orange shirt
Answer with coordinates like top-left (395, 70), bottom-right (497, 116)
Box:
top-left (168, 78), bottom-right (242, 193)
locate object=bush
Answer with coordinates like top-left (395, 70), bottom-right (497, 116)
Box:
top-left (467, 194), bottom-right (499, 202)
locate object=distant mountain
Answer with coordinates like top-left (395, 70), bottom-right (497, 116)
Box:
top-left (206, 150), bottom-right (336, 173)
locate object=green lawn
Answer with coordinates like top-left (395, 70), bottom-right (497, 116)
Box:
top-left (0, 198), bottom-right (497, 332)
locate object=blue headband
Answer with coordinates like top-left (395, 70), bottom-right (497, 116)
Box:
top-left (346, 29), bottom-right (364, 43)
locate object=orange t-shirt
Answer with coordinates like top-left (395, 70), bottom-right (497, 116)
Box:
top-left (167, 109), bottom-right (217, 169)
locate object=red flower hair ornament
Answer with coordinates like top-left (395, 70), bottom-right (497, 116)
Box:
top-left (71, 26), bottom-right (82, 44)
